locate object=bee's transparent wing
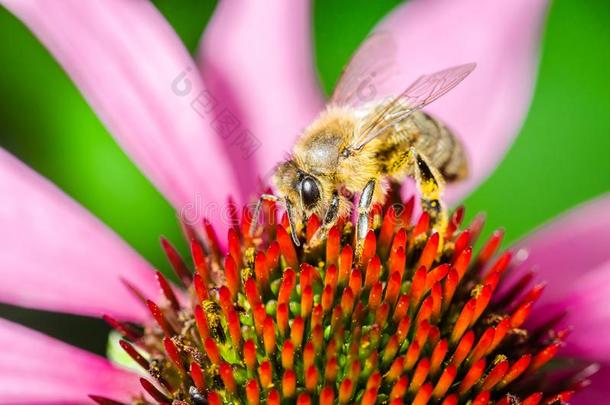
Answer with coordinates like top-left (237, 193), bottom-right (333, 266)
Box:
top-left (349, 63), bottom-right (476, 151)
top-left (330, 32), bottom-right (398, 108)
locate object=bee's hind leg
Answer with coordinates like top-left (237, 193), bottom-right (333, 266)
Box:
top-left (410, 147), bottom-right (447, 248)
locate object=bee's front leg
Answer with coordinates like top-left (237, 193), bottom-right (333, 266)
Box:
top-left (310, 192), bottom-right (340, 245)
top-left (249, 193), bottom-right (280, 237)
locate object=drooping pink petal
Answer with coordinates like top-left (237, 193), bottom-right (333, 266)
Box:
top-left (504, 194), bottom-right (610, 361)
top-left (0, 149), bottom-right (158, 321)
top-left (199, 0), bottom-right (325, 190)
top-left (0, 318), bottom-right (141, 403)
top-left (1, 0), bottom-right (241, 231)
top-left (374, 0), bottom-right (548, 204)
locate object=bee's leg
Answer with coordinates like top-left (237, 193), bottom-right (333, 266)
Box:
top-left (410, 147), bottom-right (447, 246)
top-left (284, 198), bottom-right (301, 247)
top-left (356, 179), bottom-right (376, 246)
top-left (310, 192), bottom-right (340, 245)
top-left (249, 193), bottom-right (281, 237)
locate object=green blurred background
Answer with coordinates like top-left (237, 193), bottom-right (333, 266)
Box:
top-left (0, 0), bottom-right (608, 354)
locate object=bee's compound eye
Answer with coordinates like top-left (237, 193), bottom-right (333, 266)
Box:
top-left (301, 176), bottom-right (321, 209)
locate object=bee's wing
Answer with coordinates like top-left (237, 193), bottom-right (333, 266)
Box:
top-left (349, 63), bottom-right (476, 151)
top-left (330, 32), bottom-right (398, 108)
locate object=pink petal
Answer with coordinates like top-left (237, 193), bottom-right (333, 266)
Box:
top-left (375, 0), bottom-right (548, 204)
top-left (199, 0), bottom-right (325, 190)
top-left (0, 318), bottom-right (140, 403)
top-left (0, 149), bottom-right (158, 321)
top-left (572, 363), bottom-right (610, 405)
top-left (1, 0), bottom-right (240, 231)
top-left (505, 194), bottom-right (610, 361)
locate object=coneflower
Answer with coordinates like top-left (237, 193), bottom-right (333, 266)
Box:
top-left (96, 193), bottom-right (588, 405)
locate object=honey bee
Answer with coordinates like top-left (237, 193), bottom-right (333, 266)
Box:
top-left (251, 33), bottom-right (474, 248)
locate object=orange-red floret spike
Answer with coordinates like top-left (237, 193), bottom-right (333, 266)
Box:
top-left (265, 241), bottom-right (280, 272)
top-left (364, 256), bottom-right (381, 289)
top-left (193, 274), bottom-right (208, 304)
top-left (103, 315), bottom-right (141, 342)
top-left (227, 310), bottom-right (241, 347)
top-left (389, 247), bottom-right (407, 279)
top-left (375, 302), bottom-right (390, 326)
top-left (425, 263), bottom-right (450, 293)
top-left (481, 359), bottom-right (510, 391)
top-left (379, 205), bottom-right (398, 254)
top-left (322, 284), bottom-right (334, 313)
top-left (320, 386), bottom-right (335, 405)
top-left (259, 360), bottom-right (273, 389)
top-left (282, 369), bottom-right (297, 398)
top-left (306, 214), bottom-right (321, 243)
top-left (325, 357), bottom-right (339, 382)
top-left (445, 206), bottom-right (465, 240)
top-left (369, 281), bottom-right (383, 310)
top-left (385, 271), bottom-right (402, 305)
top-left (428, 325), bottom-right (441, 348)
top-left (160, 237), bottom-right (191, 287)
top-left (458, 358), bottom-right (486, 395)
top-left (452, 230), bottom-right (470, 262)
top-left (404, 341), bottom-right (421, 371)
top-left (193, 305), bottom-right (210, 340)
top-left (383, 334), bottom-right (400, 364)
top-left (393, 294), bottom-right (410, 322)
top-left (326, 226), bottom-right (341, 266)
top-left (432, 364), bottom-right (457, 398)
top-left (204, 337), bottom-right (221, 365)
top-left (415, 297), bottom-right (433, 327)
top-left (324, 264), bottom-right (338, 290)
top-left (522, 392), bottom-right (543, 405)
top-left (360, 230), bottom-right (377, 267)
top-left (391, 227), bottom-right (407, 254)
top-left (278, 268), bottom-right (296, 305)
top-left (477, 229), bottom-right (504, 266)
top-left (386, 357), bottom-right (404, 381)
top-left (219, 362), bottom-right (236, 393)
top-left (467, 327), bottom-right (495, 365)
top-left (430, 339), bottom-right (449, 376)
top-left (305, 365), bottom-right (318, 392)
top-left (349, 269), bottom-right (363, 298)
top-left (413, 212), bottom-right (430, 239)
top-left (297, 393), bottom-right (312, 405)
top-left (276, 225), bottom-right (299, 269)
top-left (206, 392), bottom-right (222, 405)
top-left (488, 317), bottom-right (511, 353)
top-left (245, 379), bottom-right (260, 405)
top-left (409, 358), bottom-right (430, 392)
top-left (218, 286), bottom-right (233, 314)
top-left (516, 282), bottom-right (547, 310)
top-left (341, 287), bottom-right (355, 317)
top-left (472, 391), bottom-right (491, 405)
top-left (451, 298), bottom-right (476, 344)
top-left (443, 269), bottom-right (459, 311)
top-left (410, 266), bottom-right (427, 309)
top-left (263, 316), bottom-right (276, 355)
top-left (451, 331), bottom-right (475, 369)
top-left (511, 300), bottom-right (534, 328)
top-left (441, 394), bottom-right (458, 405)
top-left (454, 247), bottom-right (472, 280)
top-left (267, 389), bottom-right (280, 405)
top-left (190, 362), bottom-right (205, 391)
top-left (140, 378), bottom-right (170, 403)
top-left (146, 300), bottom-right (175, 337)
top-left (390, 375), bottom-right (409, 400)
top-left (412, 382), bottom-right (433, 405)
top-left (301, 285), bottom-right (313, 318)
top-left (281, 340), bottom-right (295, 369)
top-left (543, 391), bottom-right (574, 405)
top-left (472, 285), bottom-right (492, 325)
top-left (303, 341), bottom-right (316, 370)
top-left (401, 196), bottom-right (415, 226)
top-left (163, 337), bottom-right (183, 373)
top-left (312, 325), bottom-right (324, 352)
top-left (366, 371), bottom-right (382, 391)
top-left (190, 239), bottom-right (208, 282)
top-left (499, 354), bottom-right (531, 388)
top-left (119, 340), bottom-right (149, 370)
top-left (244, 277), bottom-right (261, 308)
top-left (431, 282), bottom-right (443, 322)
top-left (418, 232), bottom-right (439, 270)
top-left (253, 303), bottom-right (267, 335)
top-left (339, 245), bottom-right (353, 284)
top-left (530, 342), bottom-right (561, 371)
top-left (291, 316), bottom-right (305, 347)
top-left (155, 271), bottom-right (180, 311)
top-left (338, 378), bottom-right (353, 403)
top-left (254, 251), bottom-right (268, 288)
top-left (396, 316), bottom-right (411, 342)
top-left (243, 339), bottom-right (257, 370)
top-left (361, 388), bottom-right (378, 405)
top-left (228, 228), bottom-right (241, 268)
